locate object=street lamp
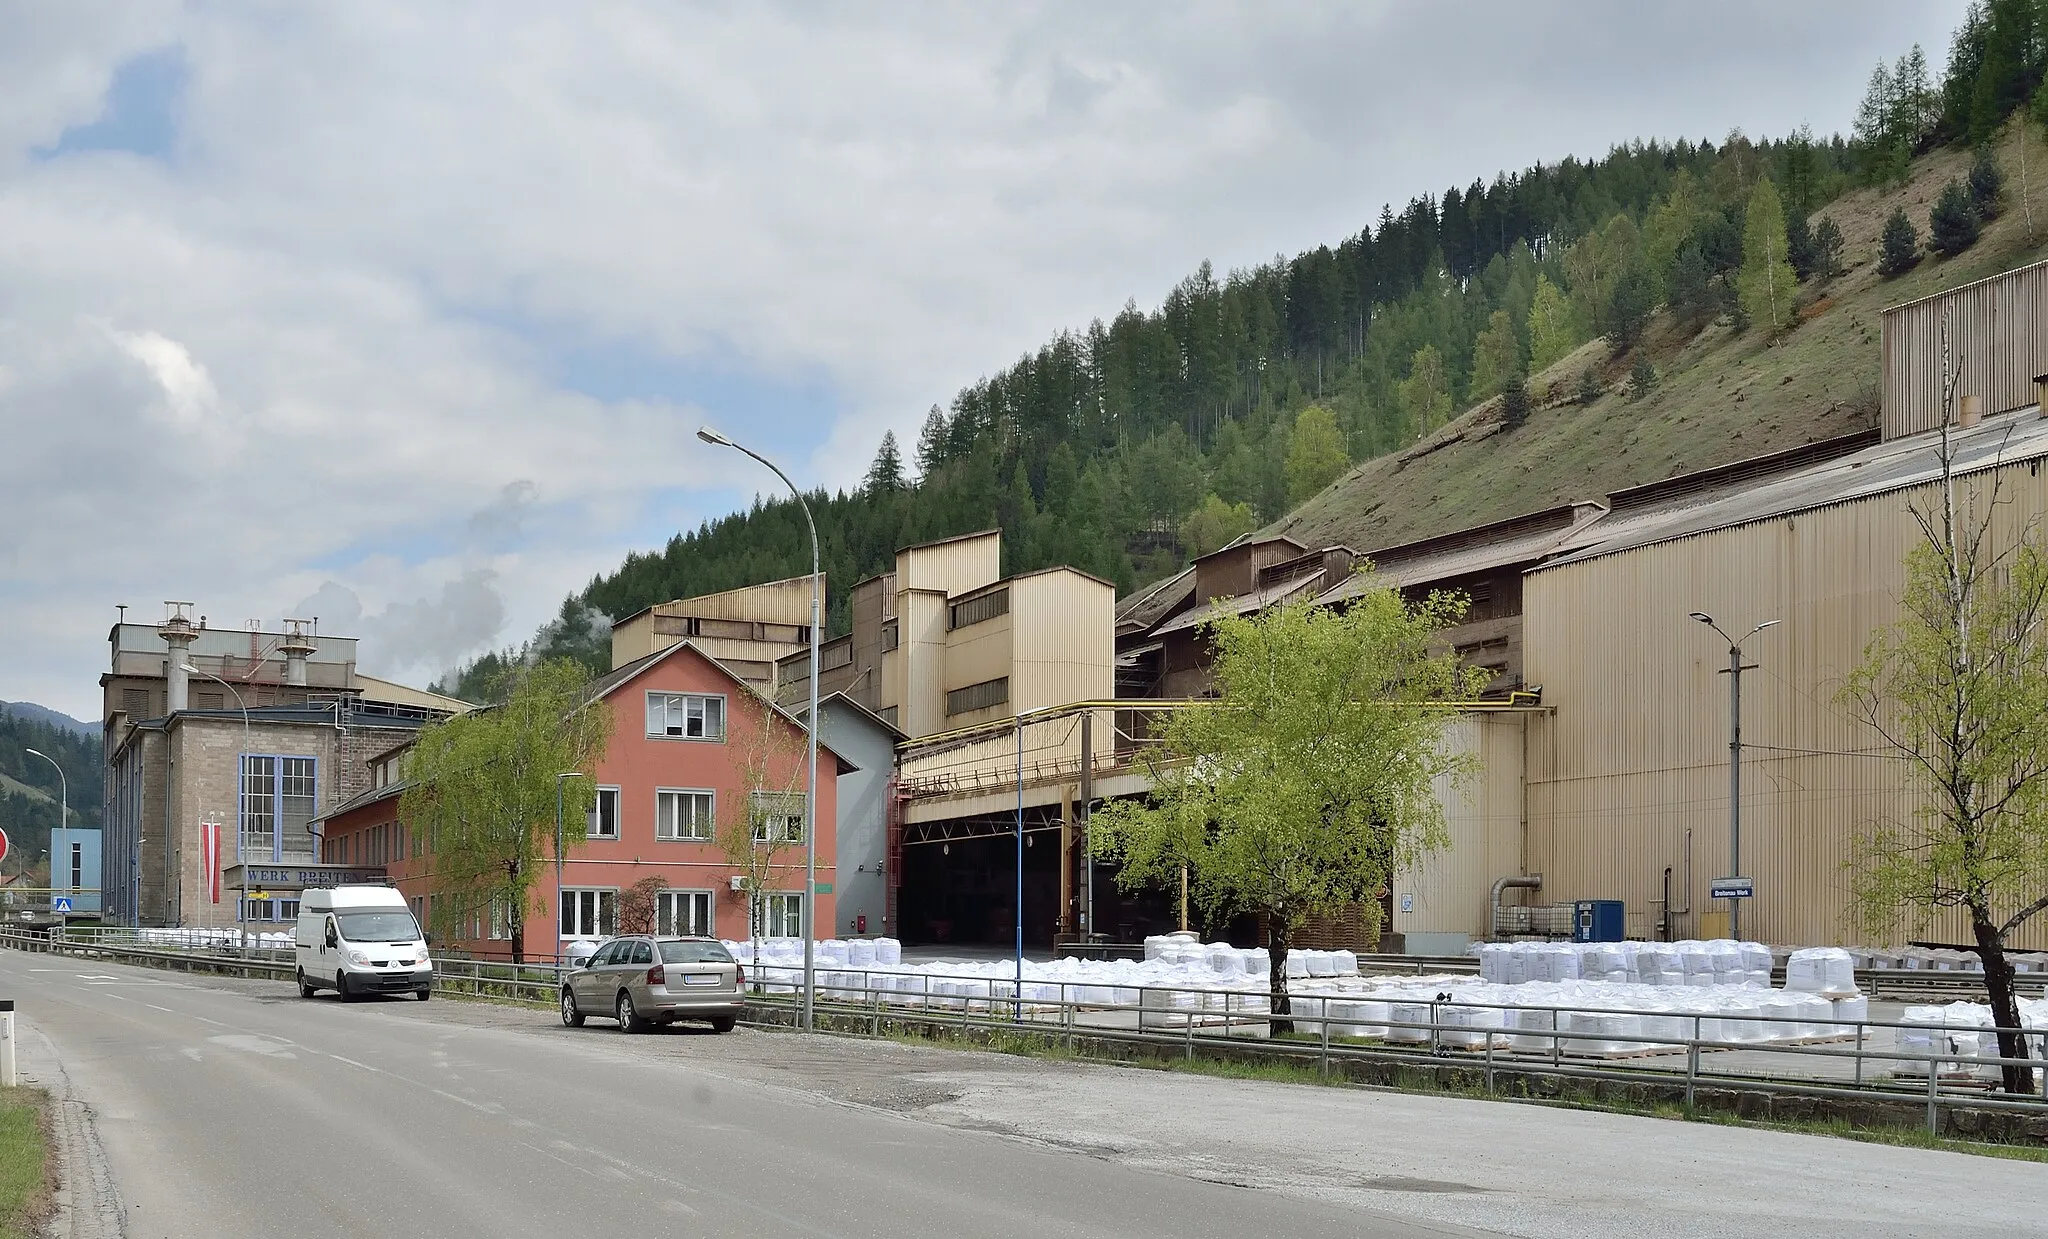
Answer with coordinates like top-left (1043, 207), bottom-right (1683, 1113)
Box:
top-left (1688, 612), bottom-right (1779, 941)
top-left (697, 424), bottom-right (821, 1032)
top-left (23, 750), bottom-right (65, 907)
top-left (183, 662), bottom-right (254, 940)
top-left (556, 772), bottom-right (586, 963)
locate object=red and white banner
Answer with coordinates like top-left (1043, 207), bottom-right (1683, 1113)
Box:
top-left (201, 820), bottom-right (221, 904)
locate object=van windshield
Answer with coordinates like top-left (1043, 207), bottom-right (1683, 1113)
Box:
top-left (335, 911), bottom-right (421, 943)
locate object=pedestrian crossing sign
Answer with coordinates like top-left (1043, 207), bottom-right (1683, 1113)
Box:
top-left (52, 897), bottom-right (72, 913)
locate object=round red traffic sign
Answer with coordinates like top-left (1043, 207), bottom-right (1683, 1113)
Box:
top-left (0, 827), bottom-right (10, 865)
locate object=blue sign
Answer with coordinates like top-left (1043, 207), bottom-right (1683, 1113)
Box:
top-left (52, 897), bottom-right (72, 913)
top-left (1710, 877), bottom-right (1755, 900)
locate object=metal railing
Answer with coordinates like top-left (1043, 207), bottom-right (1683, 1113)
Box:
top-left (10, 929), bottom-right (2043, 1136)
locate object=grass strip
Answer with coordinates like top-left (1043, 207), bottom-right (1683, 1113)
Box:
top-left (0, 1088), bottom-right (53, 1239)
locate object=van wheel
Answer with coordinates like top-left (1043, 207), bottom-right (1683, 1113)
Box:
top-left (561, 989), bottom-right (584, 1027)
top-left (297, 970), bottom-right (316, 999)
top-left (337, 973), bottom-right (357, 1002)
top-left (616, 991), bottom-right (645, 1034)
top-left (415, 987), bottom-right (432, 1002)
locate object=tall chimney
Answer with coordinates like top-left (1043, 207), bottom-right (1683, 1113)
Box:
top-left (160, 601), bottom-right (197, 713)
top-left (281, 618), bottom-right (316, 688)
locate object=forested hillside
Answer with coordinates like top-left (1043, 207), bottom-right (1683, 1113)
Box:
top-left (440, 2), bottom-right (2048, 701)
top-left (0, 705), bottom-right (101, 878)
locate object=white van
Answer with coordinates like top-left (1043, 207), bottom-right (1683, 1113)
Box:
top-left (294, 886), bottom-right (433, 1001)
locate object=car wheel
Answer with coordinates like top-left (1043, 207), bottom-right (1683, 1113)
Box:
top-left (616, 990), bottom-right (645, 1034)
top-left (561, 988), bottom-right (585, 1027)
top-left (297, 970), bottom-right (316, 999)
top-left (415, 987), bottom-right (432, 1002)
top-left (337, 972), bottom-right (356, 1002)
top-left (709, 1016), bottom-right (736, 1034)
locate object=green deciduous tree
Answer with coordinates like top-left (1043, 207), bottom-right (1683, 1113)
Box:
top-left (403, 659), bottom-right (614, 964)
top-left (1090, 578), bottom-right (1485, 1028)
top-left (1930, 179), bottom-right (1984, 257)
top-left (1527, 275), bottom-right (1579, 375)
top-left (1398, 344), bottom-right (1453, 437)
top-left (1180, 493), bottom-right (1258, 558)
top-left (1842, 362), bottom-right (2048, 1096)
top-left (1285, 405), bottom-right (1350, 505)
top-left (1468, 309), bottom-right (1522, 399)
top-left (1738, 177), bottom-right (1799, 334)
top-left (1880, 206), bottom-right (1921, 276)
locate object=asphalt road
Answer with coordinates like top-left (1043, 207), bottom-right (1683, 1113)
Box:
top-left (7, 952), bottom-right (2043, 1239)
top-left (3, 952), bottom-right (1469, 1239)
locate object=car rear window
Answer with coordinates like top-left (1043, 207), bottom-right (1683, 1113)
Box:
top-left (659, 941), bottom-right (734, 965)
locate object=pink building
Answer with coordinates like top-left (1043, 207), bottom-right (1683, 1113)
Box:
top-left (321, 641), bottom-right (844, 960)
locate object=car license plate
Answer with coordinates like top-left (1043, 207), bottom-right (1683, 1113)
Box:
top-left (683, 975), bottom-right (721, 986)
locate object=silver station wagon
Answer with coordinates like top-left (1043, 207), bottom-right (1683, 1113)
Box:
top-left (560, 935), bottom-right (745, 1033)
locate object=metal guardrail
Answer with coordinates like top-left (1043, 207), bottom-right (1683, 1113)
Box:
top-left (9, 930), bottom-right (2043, 1136)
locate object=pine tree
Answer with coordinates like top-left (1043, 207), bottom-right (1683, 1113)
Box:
top-left (865, 431), bottom-right (905, 495)
top-left (914, 405), bottom-right (948, 479)
top-left (1628, 356), bottom-right (1657, 402)
top-left (1667, 244), bottom-right (1716, 328)
top-left (1737, 177), bottom-right (1798, 333)
top-left (1969, 146), bottom-right (2005, 219)
top-left (1499, 373), bottom-right (1531, 430)
top-left (1811, 216), bottom-right (1846, 280)
top-left (1527, 275), bottom-right (1579, 375)
top-left (1285, 406), bottom-right (1350, 505)
top-left (1930, 179), bottom-right (1983, 257)
top-left (1468, 309), bottom-right (1522, 399)
top-left (1605, 261), bottom-right (1654, 352)
top-left (1785, 210), bottom-right (1816, 280)
top-left (1575, 367), bottom-right (1602, 404)
top-left (1879, 207), bottom-right (1920, 276)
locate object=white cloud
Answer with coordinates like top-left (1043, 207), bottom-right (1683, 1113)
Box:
top-left (0, 2), bottom-right (1973, 719)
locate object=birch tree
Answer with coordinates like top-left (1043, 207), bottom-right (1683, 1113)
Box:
top-left (1842, 327), bottom-right (2048, 1094)
top-left (403, 659), bottom-right (612, 964)
top-left (1090, 574), bottom-right (1485, 1032)
top-left (717, 692), bottom-right (811, 970)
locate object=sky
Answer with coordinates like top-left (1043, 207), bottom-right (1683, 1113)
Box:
top-left (0, 1), bottom-right (1972, 723)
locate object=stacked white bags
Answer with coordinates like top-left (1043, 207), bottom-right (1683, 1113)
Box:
top-left (1474, 939), bottom-right (1772, 988)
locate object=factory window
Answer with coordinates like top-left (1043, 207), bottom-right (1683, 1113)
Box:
top-left (645, 692), bottom-right (726, 741)
top-left (949, 588), bottom-right (1009, 630)
top-left (946, 677), bottom-right (1010, 716)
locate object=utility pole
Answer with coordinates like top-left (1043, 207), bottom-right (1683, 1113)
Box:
top-left (1689, 613), bottom-right (1778, 940)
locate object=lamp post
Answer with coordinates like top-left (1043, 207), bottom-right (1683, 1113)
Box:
top-left (1687, 613), bottom-right (1779, 941)
top-left (555, 772), bottom-right (586, 963)
top-left (183, 663), bottom-right (254, 942)
top-left (23, 750), bottom-right (65, 907)
top-left (697, 424), bottom-right (821, 1032)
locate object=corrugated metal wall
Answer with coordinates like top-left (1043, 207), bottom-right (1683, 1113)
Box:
top-left (1524, 461), bottom-right (2048, 949)
top-left (1393, 713), bottom-right (1526, 941)
top-left (1883, 259), bottom-right (2048, 439)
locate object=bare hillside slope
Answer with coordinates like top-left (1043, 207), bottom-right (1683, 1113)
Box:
top-left (1274, 125), bottom-right (2048, 554)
